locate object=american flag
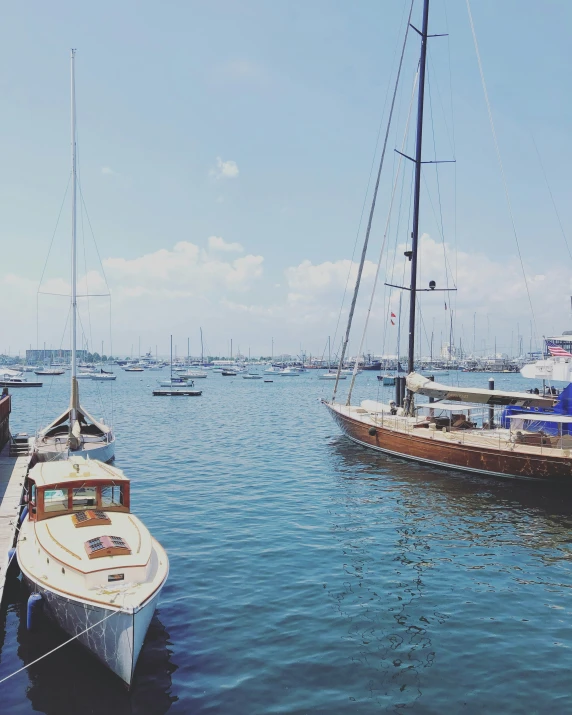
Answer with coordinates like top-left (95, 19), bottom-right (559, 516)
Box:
top-left (546, 340), bottom-right (572, 358)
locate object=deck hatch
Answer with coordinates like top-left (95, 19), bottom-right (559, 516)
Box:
top-left (72, 510), bottom-right (111, 528)
top-left (84, 535), bottom-right (132, 559)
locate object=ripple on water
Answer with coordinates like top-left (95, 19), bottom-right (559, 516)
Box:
top-left (1, 372), bottom-right (572, 713)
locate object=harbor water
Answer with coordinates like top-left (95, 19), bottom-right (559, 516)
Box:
top-left (1, 370), bottom-right (572, 713)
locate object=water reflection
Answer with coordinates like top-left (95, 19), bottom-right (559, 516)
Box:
top-left (325, 437), bottom-right (572, 711)
top-left (3, 576), bottom-right (177, 715)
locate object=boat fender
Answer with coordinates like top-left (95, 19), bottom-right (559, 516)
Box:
top-left (368, 427), bottom-right (377, 436)
top-left (27, 593), bottom-right (43, 631)
top-left (18, 505), bottom-right (28, 526)
top-left (7, 547), bottom-right (19, 576)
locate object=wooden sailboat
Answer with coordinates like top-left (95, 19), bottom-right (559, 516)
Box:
top-left (324, 0), bottom-right (572, 481)
top-left (34, 51), bottom-right (115, 464)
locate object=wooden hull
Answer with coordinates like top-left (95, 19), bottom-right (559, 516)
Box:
top-left (324, 402), bottom-right (572, 481)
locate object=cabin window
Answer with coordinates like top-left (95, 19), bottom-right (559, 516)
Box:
top-left (101, 485), bottom-right (124, 507)
top-left (72, 487), bottom-right (97, 509)
top-left (44, 488), bottom-right (69, 513)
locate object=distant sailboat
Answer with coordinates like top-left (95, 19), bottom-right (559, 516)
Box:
top-left (34, 51), bottom-right (115, 463)
top-left (319, 337), bottom-right (346, 380)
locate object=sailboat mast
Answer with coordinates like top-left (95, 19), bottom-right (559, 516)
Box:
top-left (200, 327), bottom-right (204, 365)
top-left (407, 0), bottom-right (430, 379)
top-left (70, 49), bottom-right (78, 391)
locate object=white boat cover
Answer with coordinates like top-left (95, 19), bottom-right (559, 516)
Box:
top-left (406, 372), bottom-right (555, 408)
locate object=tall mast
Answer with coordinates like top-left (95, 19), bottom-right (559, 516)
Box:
top-left (406, 0), bottom-right (430, 409)
top-left (200, 327), bottom-right (204, 365)
top-left (70, 49), bottom-right (78, 415)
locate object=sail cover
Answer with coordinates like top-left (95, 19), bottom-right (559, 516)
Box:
top-left (406, 372), bottom-right (555, 408)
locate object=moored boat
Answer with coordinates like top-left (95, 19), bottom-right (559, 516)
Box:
top-left (323, 1), bottom-right (572, 481)
top-left (17, 457), bottom-right (169, 686)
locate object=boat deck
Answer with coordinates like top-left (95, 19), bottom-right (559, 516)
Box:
top-left (0, 443), bottom-right (28, 605)
top-left (334, 403), bottom-right (572, 458)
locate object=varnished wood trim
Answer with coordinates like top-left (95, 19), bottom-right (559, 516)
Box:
top-left (45, 523), bottom-right (81, 560)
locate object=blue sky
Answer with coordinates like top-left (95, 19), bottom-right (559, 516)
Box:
top-left (1, 1), bottom-right (571, 359)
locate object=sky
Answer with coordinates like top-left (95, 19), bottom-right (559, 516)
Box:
top-left (1, 0), bottom-right (571, 360)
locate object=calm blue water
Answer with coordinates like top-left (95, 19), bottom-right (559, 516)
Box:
top-left (1, 369), bottom-right (572, 714)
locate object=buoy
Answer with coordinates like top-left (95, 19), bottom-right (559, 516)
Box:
top-left (18, 505), bottom-right (28, 526)
top-left (368, 427), bottom-right (376, 436)
top-left (7, 547), bottom-right (19, 577)
top-left (27, 593), bottom-right (43, 631)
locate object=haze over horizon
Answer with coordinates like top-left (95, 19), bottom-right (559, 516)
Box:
top-left (1, 1), bottom-right (571, 359)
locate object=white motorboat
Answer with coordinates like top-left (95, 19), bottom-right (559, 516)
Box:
top-left (17, 457), bottom-right (169, 687)
top-left (33, 51), bottom-right (115, 464)
top-left (177, 371), bottom-right (207, 379)
top-left (0, 372), bottom-right (43, 388)
top-left (91, 373), bottom-right (117, 381)
top-left (279, 367), bottom-right (300, 376)
top-left (76, 372), bottom-right (94, 379)
top-left (242, 374), bottom-right (262, 380)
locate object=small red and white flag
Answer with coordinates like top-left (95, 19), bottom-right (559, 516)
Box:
top-left (391, 312), bottom-right (396, 318)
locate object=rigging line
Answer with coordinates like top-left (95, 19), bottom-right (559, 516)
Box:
top-left (39, 305), bottom-right (71, 430)
top-left (466, 0), bottom-right (538, 342)
top-left (346, 67), bottom-right (420, 405)
top-left (427, 65), bottom-right (450, 295)
top-left (78, 175), bottom-right (94, 356)
top-left (0, 607), bottom-right (123, 685)
top-left (77, 184), bottom-right (111, 291)
top-left (332, 0), bottom-right (415, 402)
top-left (382, 151), bottom-right (410, 355)
top-left (37, 174), bottom-right (72, 290)
top-left (531, 135), bottom-right (572, 263)
top-left (420, 171), bottom-right (455, 285)
top-left (331, 0), bottom-right (410, 354)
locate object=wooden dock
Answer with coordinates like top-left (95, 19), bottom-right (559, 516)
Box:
top-left (0, 443), bottom-right (28, 604)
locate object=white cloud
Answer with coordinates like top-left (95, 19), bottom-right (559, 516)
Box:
top-left (103, 239), bottom-right (261, 297)
top-left (101, 166), bottom-right (117, 176)
top-left (210, 157), bottom-right (239, 180)
top-left (3, 232), bottom-right (572, 356)
top-left (207, 236), bottom-right (243, 253)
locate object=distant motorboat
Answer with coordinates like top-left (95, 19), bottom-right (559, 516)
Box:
top-left (91, 373), bottom-right (116, 381)
top-left (222, 370), bottom-right (237, 376)
top-left (124, 366), bottom-right (144, 372)
top-left (279, 367), bottom-right (300, 376)
top-left (34, 368), bottom-right (65, 376)
top-left (178, 371), bottom-right (208, 379)
top-left (76, 372), bottom-right (94, 379)
top-left (243, 374), bottom-right (262, 380)
top-left (318, 372), bottom-right (347, 380)
top-left (0, 374), bottom-right (43, 388)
